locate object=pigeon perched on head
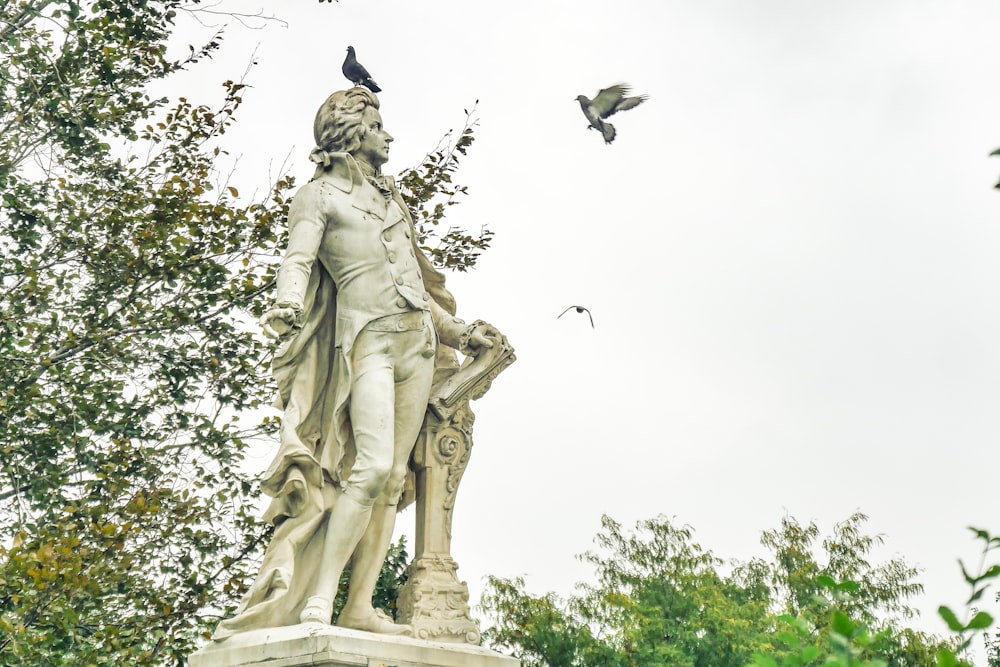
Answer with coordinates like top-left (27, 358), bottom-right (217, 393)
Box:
top-left (575, 84), bottom-right (648, 144)
top-left (558, 305), bottom-right (595, 328)
top-left (342, 46), bottom-right (382, 93)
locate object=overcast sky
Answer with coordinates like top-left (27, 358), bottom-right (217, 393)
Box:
top-left (170, 0), bottom-right (1000, 653)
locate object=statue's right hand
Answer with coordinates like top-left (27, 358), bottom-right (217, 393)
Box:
top-left (260, 306), bottom-right (301, 340)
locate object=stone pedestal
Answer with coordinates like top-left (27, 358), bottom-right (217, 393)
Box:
top-left (397, 402), bottom-right (481, 643)
top-left (188, 624), bottom-right (519, 667)
top-left (396, 333), bottom-right (515, 644)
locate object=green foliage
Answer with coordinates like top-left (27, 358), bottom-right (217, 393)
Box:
top-left (481, 576), bottom-right (605, 667)
top-left (986, 617), bottom-right (1000, 667)
top-left (572, 515), bottom-right (773, 667)
top-left (370, 534), bottom-right (410, 617)
top-left (482, 514), bottom-right (775, 667)
top-left (331, 536), bottom-right (410, 623)
top-left (933, 527), bottom-right (1000, 667)
top-left (749, 512), bottom-right (930, 656)
top-left (480, 513), bottom-right (951, 667)
top-left (397, 102), bottom-right (493, 272)
top-left (749, 577), bottom-right (946, 667)
top-left (753, 527), bottom-right (1000, 667)
top-left (0, 1), bottom-right (293, 664)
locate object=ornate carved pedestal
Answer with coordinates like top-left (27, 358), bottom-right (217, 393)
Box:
top-left (397, 329), bottom-right (515, 644)
top-left (398, 401), bottom-right (481, 643)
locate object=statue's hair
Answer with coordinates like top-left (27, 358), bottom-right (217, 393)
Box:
top-left (311, 88), bottom-right (380, 164)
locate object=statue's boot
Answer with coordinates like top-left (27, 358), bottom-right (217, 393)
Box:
top-left (299, 492), bottom-right (373, 625)
top-left (336, 501), bottom-right (412, 636)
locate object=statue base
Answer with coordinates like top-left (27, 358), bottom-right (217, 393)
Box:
top-left (188, 624), bottom-right (519, 667)
top-left (397, 554), bottom-right (481, 644)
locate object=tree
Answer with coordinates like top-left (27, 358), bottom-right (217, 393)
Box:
top-left (747, 513), bottom-right (948, 667)
top-left (398, 102), bottom-right (493, 272)
top-left (480, 513), bottom-right (951, 667)
top-left (482, 514), bottom-right (773, 667)
top-left (751, 526), bottom-right (999, 667)
top-left (0, 1), bottom-right (488, 664)
top-left (0, 1), bottom-right (294, 664)
top-left (987, 614), bottom-right (1000, 667)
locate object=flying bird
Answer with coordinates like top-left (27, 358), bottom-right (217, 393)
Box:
top-left (575, 84), bottom-right (648, 144)
top-left (558, 305), bottom-right (595, 328)
top-left (342, 46), bottom-right (381, 93)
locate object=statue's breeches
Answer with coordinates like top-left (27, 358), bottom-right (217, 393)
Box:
top-left (342, 313), bottom-right (436, 506)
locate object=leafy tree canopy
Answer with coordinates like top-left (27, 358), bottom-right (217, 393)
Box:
top-left (0, 1), bottom-right (294, 663)
top-left (481, 513), bottom-right (953, 667)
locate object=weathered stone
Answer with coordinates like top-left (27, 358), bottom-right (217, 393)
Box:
top-left (189, 624), bottom-right (518, 667)
top-left (195, 87), bottom-right (516, 666)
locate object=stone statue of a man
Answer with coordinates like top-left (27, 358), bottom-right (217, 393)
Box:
top-left (213, 87), bottom-right (497, 640)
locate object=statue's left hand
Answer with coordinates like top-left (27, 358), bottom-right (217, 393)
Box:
top-left (466, 323), bottom-right (499, 355)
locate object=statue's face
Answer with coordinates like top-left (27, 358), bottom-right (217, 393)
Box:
top-left (353, 106), bottom-right (393, 169)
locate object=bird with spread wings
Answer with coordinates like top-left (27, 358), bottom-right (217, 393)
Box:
top-left (575, 83), bottom-right (648, 144)
top-left (558, 305), bottom-right (595, 328)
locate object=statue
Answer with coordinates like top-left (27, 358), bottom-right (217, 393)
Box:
top-left (212, 87), bottom-right (504, 641)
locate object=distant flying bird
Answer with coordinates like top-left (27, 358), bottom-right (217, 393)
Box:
top-left (575, 84), bottom-right (648, 144)
top-left (558, 305), bottom-right (595, 328)
top-left (342, 46), bottom-right (381, 93)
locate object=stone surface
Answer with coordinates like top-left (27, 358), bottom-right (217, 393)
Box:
top-left (397, 554), bottom-right (480, 644)
top-left (213, 88), bottom-right (509, 641)
top-left (188, 623), bottom-right (519, 667)
top-left (395, 332), bottom-right (514, 644)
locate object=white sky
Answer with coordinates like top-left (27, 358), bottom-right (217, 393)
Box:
top-left (169, 0), bottom-right (1000, 654)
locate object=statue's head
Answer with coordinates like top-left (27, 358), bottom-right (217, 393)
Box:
top-left (312, 87), bottom-right (380, 158)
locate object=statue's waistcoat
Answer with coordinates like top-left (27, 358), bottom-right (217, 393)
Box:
top-left (313, 176), bottom-right (431, 352)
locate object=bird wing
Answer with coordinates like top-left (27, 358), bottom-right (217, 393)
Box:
top-left (558, 306), bottom-right (595, 327)
top-left (589, 84), bottom-right (630, 118)
top-left (353, 61), bottom-right (373, 81)
top-left (612, 94), bottom-right (648, 114)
